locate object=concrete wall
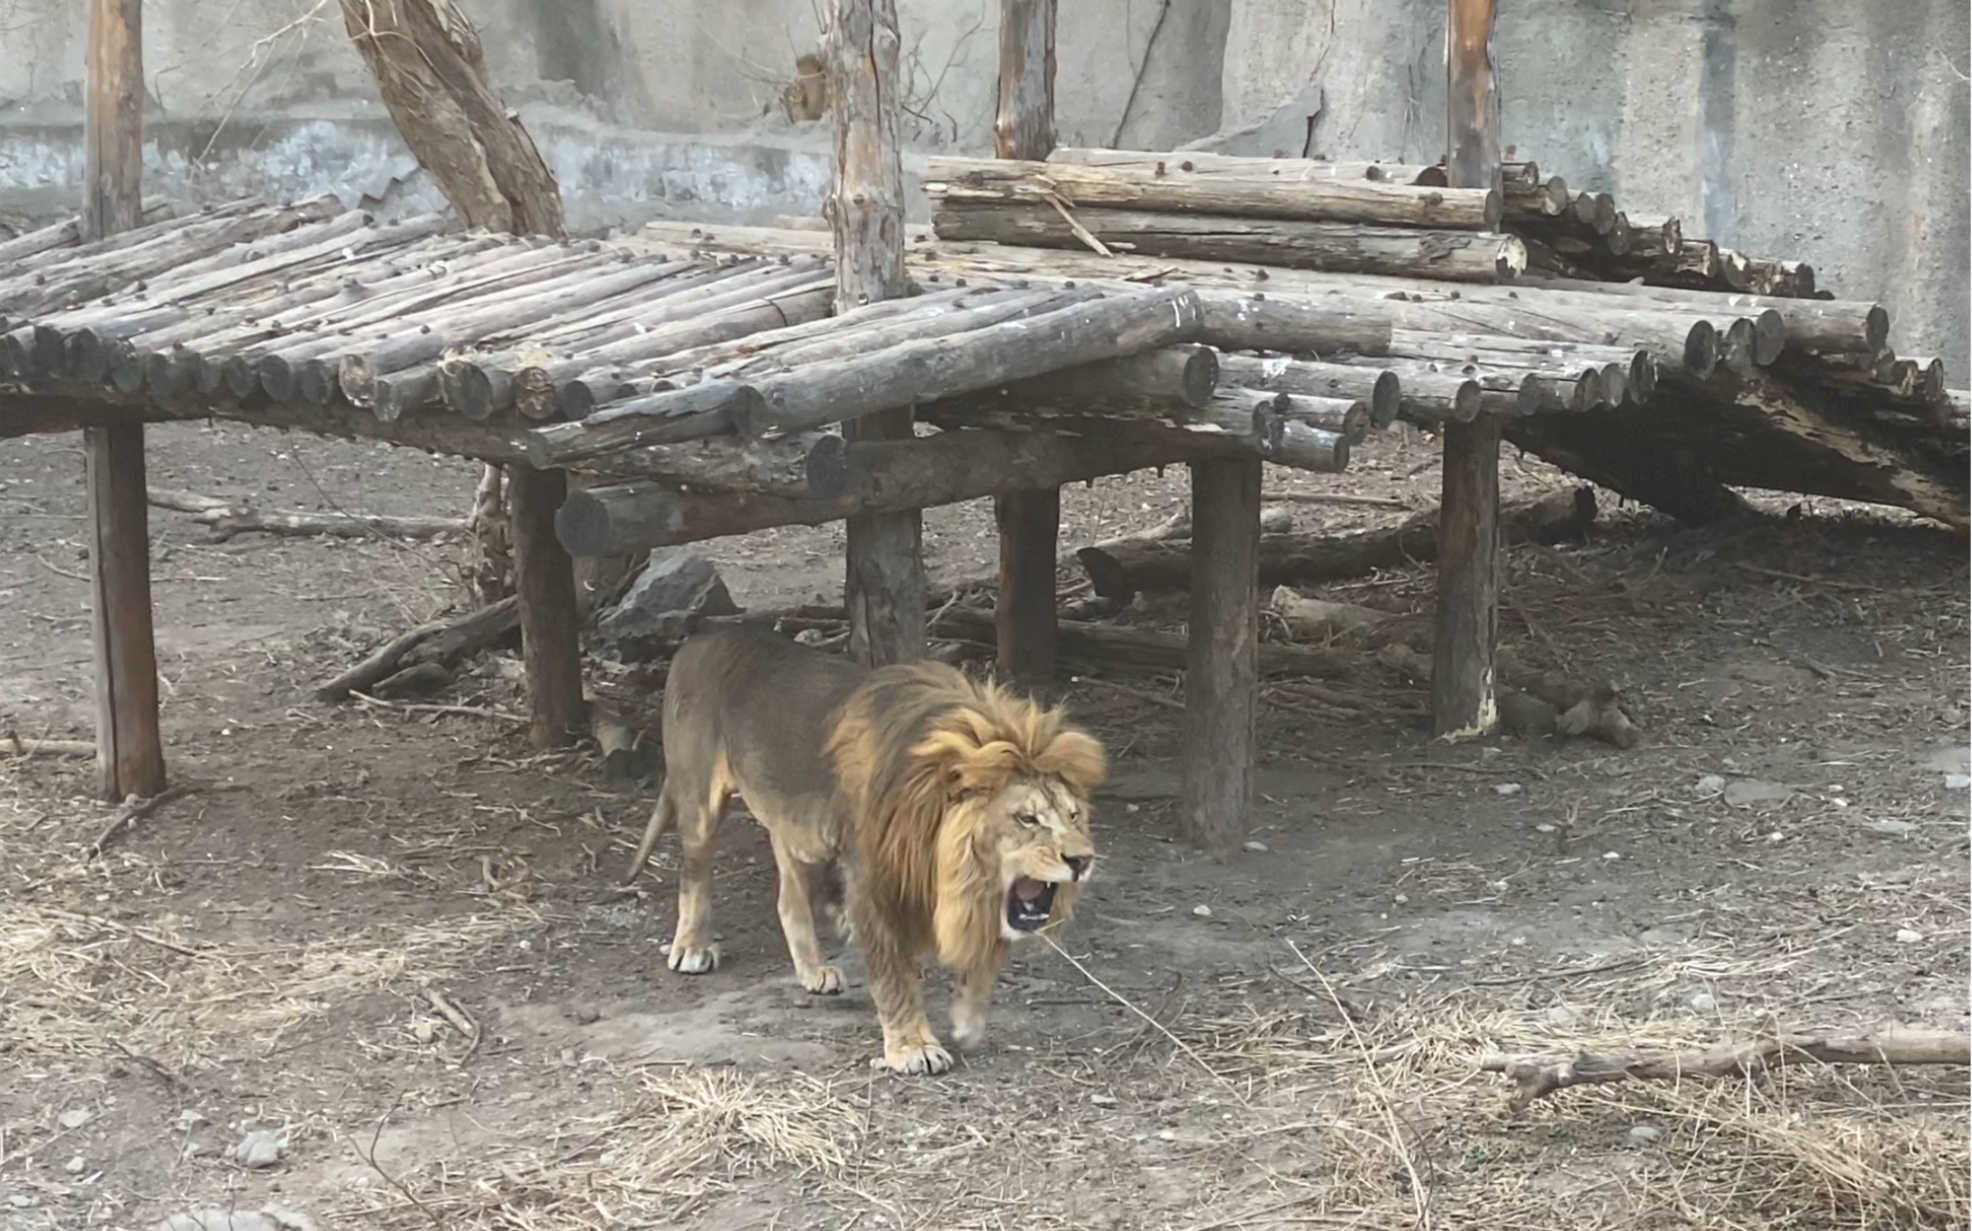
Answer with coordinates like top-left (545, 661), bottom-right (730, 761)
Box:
top-left (1, 0), bottom-right (1963, 373)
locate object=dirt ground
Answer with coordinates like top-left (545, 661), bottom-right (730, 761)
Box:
top-left (2, 419), bottom-right (1967, 1231)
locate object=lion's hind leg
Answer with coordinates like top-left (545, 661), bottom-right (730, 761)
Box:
top-left (949, 956), bottom-right (1002, 1052)
top-left (665, 754), bottom-right (733, 976)
top-left (764, 831), bottom-right (845, 995)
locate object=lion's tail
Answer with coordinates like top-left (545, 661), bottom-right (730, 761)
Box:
top-left (621, 789), bottom-right (677, 887)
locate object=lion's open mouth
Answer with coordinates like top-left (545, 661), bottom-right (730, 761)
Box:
top-left (1006, 876), bottom-right (1058, 932)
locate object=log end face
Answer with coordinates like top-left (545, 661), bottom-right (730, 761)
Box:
top-left (257, 355), bottom-right (297, 403)
top-left (1683, 319), bottom-right (1721, 381)
top-left (554, 490), bottom-right (611, 559)
top-left (1368, 369), bottom-right (1401, 429)
top-left (337, 354), bottom-right (376, 407)
top-left (1180, 346), bottom-right (1221, 410)
top-left (222, 356), bottom-right (260, 401)
top-left (1865, 305), bottom-right (1890, 353)
top-left (730, 384), bottom-right (771, 438)
top-left (804, 431), bottom-right (852, 501)
top-left (1452, 378), bottom-right (1483, 423)
top-left (1750, 309), bottom-right (1787, 366)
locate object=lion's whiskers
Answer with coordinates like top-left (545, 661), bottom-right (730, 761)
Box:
top-left (1038, 932), bottom-right (1249, 1103)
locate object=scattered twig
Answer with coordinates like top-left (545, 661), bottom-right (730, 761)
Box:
top-left (1041, 932), bottom-right (1245, 1101)
top-left (349, 690), bottom-right (527, 725)
top-left (35, 555), bottom-right (90, 582)
top-left (111, 1039), bottom-right (195, 1095)
top-left (83, 785), bottom-right (195, 861)
top-left (1289, 941), bottom-right (1430, 1228)
top-left (1264, 492), bottom-right (1411, 510)
top-left (1733, 563), bottom-right (1909, 595)
top-left (359, 1095), bottom-right (446, 1231)
top-left (1482, 1028), bottom-right (1972, 1112)
top-left (1070, 674), bottom-right (1184, 711)
top-left (424, 986), bottom-right (482, 1064)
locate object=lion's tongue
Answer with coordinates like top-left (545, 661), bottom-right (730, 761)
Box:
top-left (1012, 876), bottom-right (1046, 903)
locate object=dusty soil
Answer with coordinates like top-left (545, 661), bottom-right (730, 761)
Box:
top-left (2, 420), bottom-right (1966, 1231)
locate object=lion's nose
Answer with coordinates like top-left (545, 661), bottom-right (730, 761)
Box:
top-left (1064, 855), bottom-right (1091, 881)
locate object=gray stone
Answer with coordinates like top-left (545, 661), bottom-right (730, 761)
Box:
top-left (1722, 778), bottom-right (1789, 806)
top-left (57, 1108), bottom-right (92, 1130)
top-left (1695, 774), bottom-right (1727, 797)
top-left (1869, 819), bottom-right (1916, 837)
top-left (1177, 82), bottom-right (1325, 159)
top-left (596, 550), bottom-right (740, 658)
top-left (151, 1209), bottom-right (321, 1231)
top-left (234, 1129), bottom-right (286, 1169)
top-left (1628, 1125), bottom-right (1662, 1145)
top-left (1920, 746), bottom-right (1970, 774)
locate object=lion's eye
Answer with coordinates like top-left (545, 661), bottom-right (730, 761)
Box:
top-left (1015, 812), bottom-right (1041, 827)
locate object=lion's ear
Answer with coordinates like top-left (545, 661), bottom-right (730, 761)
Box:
top-left (913, 725), bottom-right (1021, 799)
top-left (1039, 728), bottom-right (1108, 794)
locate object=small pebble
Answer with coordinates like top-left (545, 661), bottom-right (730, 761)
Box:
top-left (1242, 840), bottom-right (1268, 853)
top-left (1393, 893), bottom-right (1409, 905)
top-left (1946, 774), bottom-right (1971, 790)
top-left (1601, 851), bottom-right (1621, 861)
top-left (58, 1109), bottom-right (93, 1130)
top-left (1493, 782), bottom-right (1523, 797)
top-left (1695, 774), bottom-right (1726, 796)
top-left (1687, 991), bottom-right (1718, 1013)
top-left (1766, 830), bottom-right (1785, 843)
top-left (236, 1129), bottom-right (286, 1169)
top-left (1089, 1093), bottom-right (1117, 1107)
top-left (65, 1156), bottom-right (85, 1174)
top-left (1896, 928), bottom-right (1924, 944)
top-left (1628, 1125), bottom-right (1662, 1144)
top-left (1191, 905), bottom-right (1213, 918)
top-left (9, 1195), bottom-right (34, 1209)
top-left (1869, 819), bottom-right (1915, 836)
top-left (1534, 823), bottom-right (1556, 834)
top-left (1544, 1005), bottom-right (1577, 1027)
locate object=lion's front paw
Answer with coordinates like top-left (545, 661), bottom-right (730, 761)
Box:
top-left (800, 964), bottom-right (844, 995)
top-left (666, 942), bottom-right (720, 975)
top-left (872, 1041), bottom-right (954, 1076)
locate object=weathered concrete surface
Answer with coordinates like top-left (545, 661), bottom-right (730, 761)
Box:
top-left (1220, 0), bottom-right (1970, 377)
top-left (0, 0), bottom-right (1961, 375)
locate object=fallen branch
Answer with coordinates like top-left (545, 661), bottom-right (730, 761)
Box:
top-left (350, 691), bottom-right (527, 724)
top-left (149, 488), bottom-right (467, 541)
top-left (1080, 486), bottom-right (1597, 599)
top-left (932, 608), bottom-right (1353, 679)
top-left (83, 784), bottom-right (195, 861)
top-left (1374, 642), bottom-right (1640, 748)
top-left (316, 597), bottom-right (520, 703)
top-left (1, 735), bottom-right (96, 758)
top-left (1482, 1029), bottom-right (1972, 1111)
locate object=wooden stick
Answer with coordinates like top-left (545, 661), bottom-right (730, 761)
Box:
top-left (1219, 354), bottom-right (1400, 430)
top-left (1180, 457), bottom-right (1260, 850)
top-left (314, 597), bottom-right (520, 703)
top-left (1482, 1029), bottom-right (1972, 1111)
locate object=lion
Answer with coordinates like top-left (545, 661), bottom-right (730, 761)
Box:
top-left (623, 626), bottom-right (1107, 1076)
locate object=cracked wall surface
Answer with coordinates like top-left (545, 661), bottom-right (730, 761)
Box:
top-left (1, 0), bottom-right (1963, 372)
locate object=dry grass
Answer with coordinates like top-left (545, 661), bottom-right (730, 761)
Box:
top-left (0, 899), bottom-right (545, 1064)
top-left (335, 1067), bottom-right (864, 1228)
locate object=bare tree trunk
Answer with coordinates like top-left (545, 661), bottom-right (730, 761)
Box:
top-left (338, 0), bottom-right (640, 616)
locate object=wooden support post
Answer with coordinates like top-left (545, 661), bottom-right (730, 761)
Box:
top-left (1432, 0), bottom-right (1504, 740)
top-left (508, 466), bottom-right (584, 747)
top-left (829, 0), bottom-right (925, 667)
top-left (84, 0), bottom-right (166, 802)
top-left (1179, 458), bottom-right (1261, 851)
top-left (991, 0), bottom-right (1060, 683)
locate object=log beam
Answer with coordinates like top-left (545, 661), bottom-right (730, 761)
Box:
top-left (830, 0), bottom-right (924, 667)
top-left (555, 426), bottom-right (1191, 556)
top-left (1179, 457), bottom-right (1260, 851)
top-left (1433, 0), bottom-right (1504, 742)
top-left (83, 0), bottom-right (166, 802)
top-left (992, 0), bottom-right (1061, 682)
